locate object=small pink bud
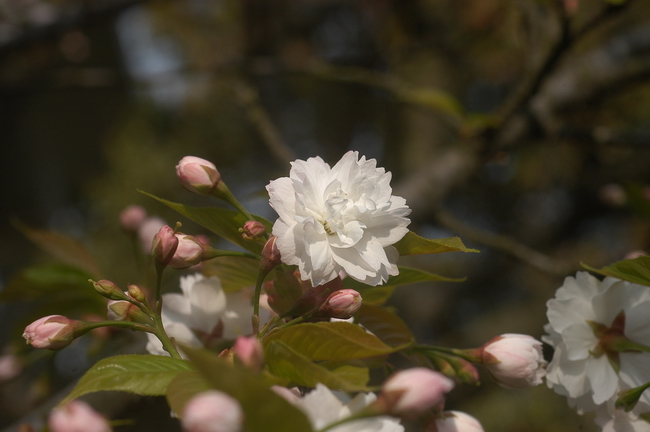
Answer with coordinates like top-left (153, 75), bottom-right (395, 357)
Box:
top-left (260, 236), bottom-right (282, 275)
top-left (49, 400), bottom-right (111, 432)
top-left (182, 390), bottom-right (243, 432)
top-left (176, 156), bottom-right (221, 195)
top-left (480, 333), bottom-right (547, 389)
top-left (170, 234), bottom-right (205, 269)
top-left (119, 205), bottom-right (147, 234)
top-left (0, 354), bottom-right (21, 382)
top-left (23, 315), bottom-right (79, 350)
top-left (319, 289), bottom-right (362, 319)
top-left (428, 411), bottom-right (484, 432)
top-left (379, 368), bottom-right (455, 417)
top-left (240, 221), bottom-right (266, 241)
top-left (127, 284), bottom-right (147, 303)
top-left (90, 279), bottom-right (124, 301)
top-left (151, 225), bottom-right (179, 266)
top-left (233, 336), bottom-right (264, 370)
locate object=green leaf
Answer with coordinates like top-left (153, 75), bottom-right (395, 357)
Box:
top-left (141, 191), bottom-right (272, 255)
top-left (180, 347), bottom-right (313, 432)
top-left (266, 340), bottom-right (370, 391)
top-left (13, 220), bottom-right (102, 277)
top-left (395, 87), bottom-right (464, 122)
top-left (263, 321), bottom-right (397, 361)
top-left (60, 355), bottom-right (194, 406)
top-left (583, 256), bottom-right (650, 288)
top-left (394, 231), bottom-right (479, 255)
top-left (343, 266), bottom-right (465, 305)
top-left (202, 256), bottom-right (260, 293)
top-left (0, 263), bottom-right (97, 302)
top-left (353, 304), bottom-right (415, 349)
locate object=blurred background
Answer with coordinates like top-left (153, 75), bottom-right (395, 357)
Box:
top-left (2, 0), bottom-right (650, 430)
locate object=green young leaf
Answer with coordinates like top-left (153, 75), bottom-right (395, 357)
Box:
top-left (353, 304), bottom-right (415, 349)
top-left (266, 340), bottom-right (370, 391)
top-left (202, 256), bottom-right (260, 293)
top-left (394, 231), bottom-right (479, 256)
top-left (13, 220), bottom-right (102, 277)
top-left (342, 266), bottom-right (465, 306)
top-left (60, 355), bottom-right (194, 406)
top-left (263, 321), bottom-right (397, 361)
top-left (180, 347), bottom-right (313, 432)
top-left (583, 256), bottom-right (650, 288)
top-left (141, 191), bottom-right (272, 255)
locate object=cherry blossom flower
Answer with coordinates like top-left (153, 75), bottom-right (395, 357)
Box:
top-left (293, 384), bottom-right (403, 432)
top-left (146, 274), bottom-right (271, 356)
top-left (594, 399), bottom-right (650, 432)
top-left (266, 151), bottom-right (411, 287)
top-left (544, 271), bottom-right (650, 413)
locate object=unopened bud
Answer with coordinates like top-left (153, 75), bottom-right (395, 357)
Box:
top-left (480, 333), bottom-right (546, 389)
top-left (233, 336), bottom-right (264, 370)
top-left (107, 299), bottom-right (151, 324)
top-left (240, 221), bottom-right (266, 241)
top-left (90, 279), bottom-right (125, 301)
top-left (378, 368), bottom-right (454, 417)
top-left (182, 390), bottom-right (243, 432)
top-left (176, 156), bottom-right (221, 195)
top-left (428, 411), bottom-right (484, 432)
top-left (119, 205), bottom-right (147, 234)
top-left (151, 225), bottom-right (179, 266)
top-left (319, 289), bottom-right (362, 319)
top-left (170, 234), bottom-right (205, 269)
top-left (127, 284), bottom-right (146, 303)
top-left (49, 400), bottom-right (112, 432)
top-left (23, 315), bottom-right (81, 350)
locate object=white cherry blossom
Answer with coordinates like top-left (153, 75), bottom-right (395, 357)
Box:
top-left (294, 384), bottom-right (403, 432)
top-left (544, 271), bottom-right (650, 414)
top-left (266, 151), bottom-right (411, 287)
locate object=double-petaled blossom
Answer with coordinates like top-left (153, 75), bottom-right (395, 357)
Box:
top-left (182, 390), bottom-right (243, 432)
top-left (146, 274), bottom-right (271, 357)
top-left (291, 384), bottom-right (404, 432)
top-left (544, 271), bottom-right (650, 414)
top-left (266, 151), bottom-right (411, 287)
top-left (379, 368), bottom-right (455, 417)
top-left (48, 400), bottom-right (112, 432)
top-left (480, 333), bottom-right (547, 389)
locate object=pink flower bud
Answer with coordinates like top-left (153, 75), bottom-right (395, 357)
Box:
top-left (480, 333), bottom-right (547, 389)
top-left (49, 400), bottom-right (111, 432)
top-left (170, 234), bottom-right (205, 269)
top-left (138, 217), bottom-right (166, 253)
top-left (182, 390), bottom-right (243, 432)
top-left (233, 336), bottom-right (264, 370)
top-left (23, 315), bottom-right (79, 350)
top-left (428, 411), bottom-right (484, 432)
top-left (379, 368), bottom-right (455, 417)
top-left (90, 279), bottom-right (124, 301)
top-left (319, 289), bottom-right (362, 319)
top-left (0, 354), bottom-right (21, 382)
top-left (240, 221), bottom-right (266, 241)
top-left (260, 236), bottom-right (282, 276)
top-left (151, 225), bottom-right (179, 266)
top-left (119, 204), bottom-right (147, 234)
top-left (176, 156), bottom-right (221, 195)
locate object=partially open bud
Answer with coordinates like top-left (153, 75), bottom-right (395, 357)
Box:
top-left (119, 205), bottom-right (147, 234)
top-left (233, 336), bottom-right (264, 371)
top-left (182, 390), bottom-right (243, 432)
top-left (319, 289), bottom-right (362, 319)
top-left (378, 368), bottom-right (455, 417)
top-left (90, 279), bottom-right (125, 301)
top-left (151, 225), bottom-right (179, 266)
top-left (170, 233), bottom-right (205, 269)
top-left (428, 411), bottom-right (484, 432)
top-left (240, 221), bottom-right (266, 241)
top-left (480, 333), bottom-right (546, 389)
top-left (176, 156), bottom-right (221, 195)
top-left (23, 315), bottom-right (81, 350)
top-left (49, 400), bottom-right (112, 432)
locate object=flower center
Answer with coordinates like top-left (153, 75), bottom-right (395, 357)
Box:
top-left (322, 220), bottom-right (335, 236)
